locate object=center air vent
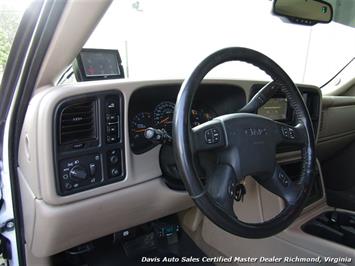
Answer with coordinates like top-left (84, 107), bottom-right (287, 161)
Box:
top-left (59, 99), bottom-right (97, 145)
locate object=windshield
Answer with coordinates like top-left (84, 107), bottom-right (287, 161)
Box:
top-left (84, 0), bottom-right (355, 87)
top-left (0, 0), bottom-right (27, 83)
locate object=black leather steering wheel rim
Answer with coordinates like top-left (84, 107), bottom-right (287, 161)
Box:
top-left (173, 47), bottom-right (315, 238)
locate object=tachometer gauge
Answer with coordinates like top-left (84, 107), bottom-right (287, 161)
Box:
top-left (191, 109), bottom-right (203, 127)
top-left (191, 108), bottom-right (217, 127)
top-left (154, 101), bottom-right (175, 135)
top-left (130, 112), bottom-right (153, 152)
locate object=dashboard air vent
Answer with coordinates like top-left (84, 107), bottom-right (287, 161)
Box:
top-left (59, 100), bottom-right (97, 144)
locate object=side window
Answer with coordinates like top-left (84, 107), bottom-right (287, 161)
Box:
top-left (0, 2), bottom-right (27, 83)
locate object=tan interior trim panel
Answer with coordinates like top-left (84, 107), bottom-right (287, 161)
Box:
top-left (319, 105), bottom-right (355, 141)
top-left (35, 0), bottom-right (113, 88)
top-left (28, 178), bottom-right (192, 257)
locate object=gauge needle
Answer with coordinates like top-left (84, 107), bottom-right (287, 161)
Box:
top-left (160, 117), bottom-right (170, 124)
top-left (134, 128), bottom-right (146, 133)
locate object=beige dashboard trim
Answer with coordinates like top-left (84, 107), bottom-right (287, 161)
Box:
top-left (200, 160), bottom-right (355, 265)
top-left (322, 95), bottom-right (355, 108)
top-left (27, 177), bottom-right (192, 257)
top-left (35, 0), bottom-right (112, 88)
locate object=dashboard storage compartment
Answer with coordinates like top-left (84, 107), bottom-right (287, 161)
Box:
top-left (302, 211), bottom-right (355, 249)
top-left (54, 91), bottom-right (125, 195)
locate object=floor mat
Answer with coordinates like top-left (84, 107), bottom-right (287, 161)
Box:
top-left (80, 231), bottom-right (214, 266)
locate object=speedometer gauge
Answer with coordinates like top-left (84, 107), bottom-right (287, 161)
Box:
top-left (154, 101), bottom-right (175, 135)
top-left (130, 112), bottom-right (153, 152)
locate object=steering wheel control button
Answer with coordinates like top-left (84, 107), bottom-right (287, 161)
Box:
top-left (289, 128), bottom-right (295, 139)
top-left (281, 126), bottom-right (295, 140)
top-left (204, 128), bottom-right (220, 144)
top-left (278, 172), bottom-right (289, 187)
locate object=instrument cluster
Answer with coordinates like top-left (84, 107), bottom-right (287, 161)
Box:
top-left (128, 83), bottom-right (247, 154)
top-left (130, 100), bottom-right (216, 154)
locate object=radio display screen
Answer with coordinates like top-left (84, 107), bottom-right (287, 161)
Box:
top-left (257, 98), bottom-right (288, 120)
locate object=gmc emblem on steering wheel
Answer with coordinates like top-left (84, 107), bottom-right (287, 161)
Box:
top-left (244, 128), bottom-right (268, 136)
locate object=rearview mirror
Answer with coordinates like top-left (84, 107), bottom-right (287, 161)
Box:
top-left (273, 0), bottom-right (333, 26)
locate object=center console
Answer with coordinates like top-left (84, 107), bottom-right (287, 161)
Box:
top-left (53, 91), bottom-right (125, 196)
top-left (302, 211), bottom-right (355, 249)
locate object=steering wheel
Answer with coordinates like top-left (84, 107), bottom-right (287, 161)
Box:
top-left (173, 47), bottom-right (315, 238)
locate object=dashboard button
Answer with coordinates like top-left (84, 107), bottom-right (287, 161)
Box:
top-left (72, 143), bottom-right (84, 149)
top-left (107, 124), bottom-right (118, 134)
top-left (69, 165), bottom-right (88, 181)
top-left (89, 163), bottom-right (96, 177)
top-left (106, 100), bottom-right (118, 110)
top-left (106, 135), bottom-right (118, 143)
top-left (64, 183), bottom-right (72, 190)
top-left (281, 126), bottom-right (296, 140)
top-left (110, 155), bottom-right (119, 165)
top-left (111, 168), bottom-right (120, 177)
top-left (106, 114), bottom-right (118, 123)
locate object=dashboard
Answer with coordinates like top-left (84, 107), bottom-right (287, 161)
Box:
top-left (18, 79), bottom-right (322, 257)
top-left (47, 81), bottom-right (321, 197)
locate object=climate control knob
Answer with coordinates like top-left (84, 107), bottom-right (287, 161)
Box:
top-left (69, 165), bottom-right (88, 181)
